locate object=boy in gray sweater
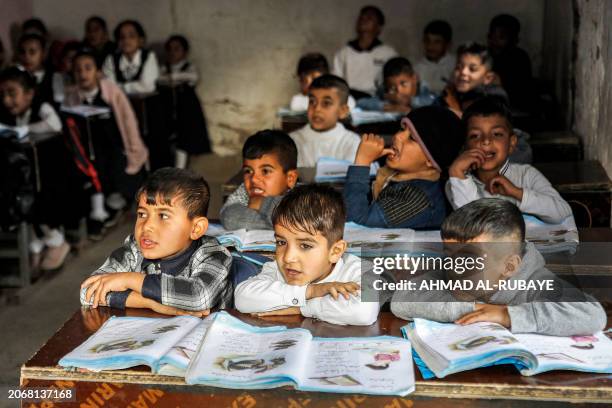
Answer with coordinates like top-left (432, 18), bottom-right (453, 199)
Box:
top-left (390, 198), bottom-right (606, 336)
top-left (220, 130), bottom-right (298, 230)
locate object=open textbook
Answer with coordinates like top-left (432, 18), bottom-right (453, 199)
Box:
top-left (60, 105), bottom-right (112, 118)
top-left (60, 312), bottom-right (414, 396)
top-left (402, 318), bottom-right (612, 379)
top-left (315, 157), bottom-right (377, 182)
top-left (523, 215), bottom-right (579, 254)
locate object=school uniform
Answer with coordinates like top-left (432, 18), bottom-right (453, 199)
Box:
top-left (413, 53), bottom-right (456, 95)
top-left (158, 60), bottom-right (211, 154)
top-left (29, 67), bottom-right (55, 105)
top-left (289, 123), bottom-right (360, 167)
top-left (445, 160), bottom-right (573, 224)
top-left (332, 38), bottom-right (398, 96)
top-left (235, 253), bottom-right (380, 326)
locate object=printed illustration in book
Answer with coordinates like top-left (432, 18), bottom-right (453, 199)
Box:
top-left (402, 318), bottom-right (612, 379)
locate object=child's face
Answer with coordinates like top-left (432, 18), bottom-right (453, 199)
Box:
top-left (74, 56), bottom-right (99, 91)
top-left (356, 11), bottom-right (381, 37)
top-left (308, 87), bottom-right (349, 131)
top-left (488, 27), bottom-right (511, 54)
top-left (299, 70), bottom-right (323, 96)
top-left (85, 20), bottom-right (107, 48)
top-left (19, 39), bottom-right (45, 72)
top-left (134, 194), bottom-right (207, 260)
top-left (385, 73), bottom-right (417, 100)
top-left (453, 53), bottom-right (493, 93)
top-left (423, 33), bottom-right (449, 62)
top-left (0, 80), bottom-right (34, 116)
top-left (386, 127), bottom-right (431, 173)
top-left (274, 223), bottom-right (345, 286)
top-left (165, 40), bottom-right (187, 65)
top-left (242, 153), bottom-right (297, 198)
top-left (466, 114), bottom-right (517, 172)
top-left (118, 24), bottom-right (143, 57)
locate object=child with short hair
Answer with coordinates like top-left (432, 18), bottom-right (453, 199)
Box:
top-left (332, 5), bottom-right (397, 98)
top-left (439, 43), bottom-right (507, 114)
top-left (0, 67), bottom-right (72, 270)
top-left (83, 16), bottom-right (116, 68)
top-left (17, 33), bottom-right (55, 104)
top-left (64, 50), bottom-right (148, 238)
top-left (51, 41), bottom-right (80, 104)
top-left (446, 97), bottom-right (571, 224)
top-left (289, 74), bottom-right (360, 167)
top-left (357, 56), bottom-right (436, 113)
top-left (344, 106), bottom-right (464, 229)
top-left (391, 198), bottom-right (606, 336)
top-left (414, 20), bottom-right (455, 95)
top-left (158, 34), bottom-right (211, 167)
top-left (234, 184), bottom-right (380, 326)
top-left (220, 130), bottom-right (298, 230)
top-left (80, 168), bottom-right (232, 316)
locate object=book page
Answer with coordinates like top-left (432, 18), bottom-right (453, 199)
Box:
top-left (516, 331), bottom-right (612, 375)
top-left (59, 316), bottom-right (201, 371)
top-left (314, 158), bottom-right (377, 182)
top-left (60, 105), bottom-right (111, 117)
top-left (157, 315), bottom-right (215, 371)
top-left (524, 215), bottom-right (579, 253)
top-left (186, 313), bottom-right (311, 386)
top-left (299, 337), bottom-right (413, 395)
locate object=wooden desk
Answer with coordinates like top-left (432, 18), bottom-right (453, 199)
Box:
top-left (530, 131), bottom-right (583, 163)
top-left (535, 161), bottom-right (612, 227)
top-left (20, 308), bottom-right (612, 406)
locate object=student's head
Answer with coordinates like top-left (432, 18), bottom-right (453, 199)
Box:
top-left (242, 129), bottom-right (298, 198)
top-left (59, 41), bottom-right (81, 73)
top-left (488, 14), bottom-right (521, 53)
top-left (22, 18), bottom-right (48, 38)
top-left (114, 20), bottom-right (146, 57)
top-left (84, 16), bottom-right (109, 48)
top-left (73, 50), bottom-right (100, 91)
top-left (356, 5), bottom-right (385, 38)
top-left (453, 43), bottom-right (494, 93)
top-left (423, 20), bottom-right (452, 62)
top-left (463, 97), bottom-right (516, 173)
top-left (307, 74), bottom-right (350, 131)
top-left (383, 57), bottom-right (417, 101)
top-left (18, 33), bottom-right (46, 72)
top-left (272, 184), bottom-right (347, 286)
top-left (387, 106), bottom-right (464, 175)
top-left (165, 35), bottom-right (190, 65)
top-left (296, 53), bottom-right (329, 95)
top-left (134, 168), bottom-right (210, 260)
top-left (0, 67), bottom-right (37, 116)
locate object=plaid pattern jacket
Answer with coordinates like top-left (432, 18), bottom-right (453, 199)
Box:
top-left (80, 235), bottom-right (232, 311)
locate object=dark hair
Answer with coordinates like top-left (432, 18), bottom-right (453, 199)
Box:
top-left (60, 41), bottom-right (82, 59)
top-left (296, 53), bottom-right (329, 77)
top-left (360, 5), bottom-right (385, 26)
top-left (86, 16), bottom-right (108, 31)
top-left (166, 34), bottom-right (190, 52)
top-left (489, 14), bottom-right (521, 43)
top-left (114, 20), bottom-right (146, 42)
top-left (457, 42), bottom-right (493, 70)
top-left (424, 20), bottom-right (452, 43)
top-left (272, 184), bottom-right (346, 245)
top-left (243, 130), bottom-right (297, 172)
top-left (462, 96), bottom-right (513, 129)
top-left (136, 167), bottom-right (210, 218)
top-left (22, 18), bottom-right (48, 37)
top-left (309, 74), bottom-right (350, 104)
top-left (383, 57), bottom-right (414, 79)
top-left (0, 66), bottom-right (37, 91)
top-left (73, 49), bottom-right (99, 69)
top-left (18, 33), bottom-right (46, 52)
top-left (441, 198), bottom-right (525, 242)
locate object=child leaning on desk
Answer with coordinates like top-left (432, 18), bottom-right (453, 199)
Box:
top-left (390, 198), bottom-right (606, 336)
top-left (234, 184), bottom-right (380, 326)
top-left (80, 168), bottom-right (232, 317)
top-left (344, 105), bottom-right (464, 229)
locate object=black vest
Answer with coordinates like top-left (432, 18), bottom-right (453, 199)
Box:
top-left (112, 49), bottom-right (151, 84)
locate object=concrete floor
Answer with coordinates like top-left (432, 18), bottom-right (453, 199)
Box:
top-left (0, 153), bottom-right (241, 407)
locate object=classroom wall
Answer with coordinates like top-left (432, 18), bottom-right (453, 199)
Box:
top-left (27, 0), bottom-right (545, 150)
top-left (573, 0), bottom-right (612, 178)
top-left (0, 0), bottom-right (33, 62)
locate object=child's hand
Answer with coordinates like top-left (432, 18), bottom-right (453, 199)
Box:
top-left (449, 149), bottom-right (486, 179)
top-left (355, 134), bottom-right (394, 166)
top-left (306, 281), bottom-right (360, 300)
top-left (248, 195), bottom-right (264, 210)
top-left (81, 272), bottom-right (145, 308)
top-left (455, 304), bottom-right (511, 328)
top-left (487, 175), bottom-right (523, 201)
top-left (149, 300), bottom-right (210, 317)
top-left (251, 306), bottom-right (302, 317)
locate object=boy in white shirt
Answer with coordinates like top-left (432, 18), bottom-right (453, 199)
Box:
top-left (235, 184), bottom-right (380, 326)
top-left (290, 74), bottom-right (360, 167)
